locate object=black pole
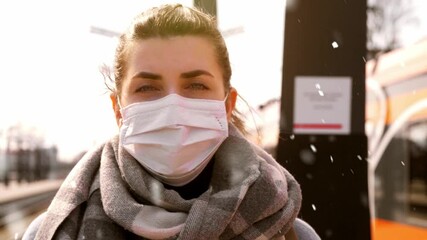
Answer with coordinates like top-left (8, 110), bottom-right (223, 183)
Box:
top-left (278, 1), bottom-right (371, 239)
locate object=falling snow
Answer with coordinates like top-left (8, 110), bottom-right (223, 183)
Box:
top-left (332, 41), bottom-right (339, 48)
top-left (310, 144), bottom-right (317, 153)
top-left (96, 229), bottom-right (104, 238)
top-left (300, 150), bottom-right (316, 165)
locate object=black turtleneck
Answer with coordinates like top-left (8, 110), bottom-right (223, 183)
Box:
top-left (163, 157), bottom-right (215, 200)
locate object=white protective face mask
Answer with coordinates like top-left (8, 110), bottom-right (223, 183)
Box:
top-left (119, 94), bottom-right (229, 186)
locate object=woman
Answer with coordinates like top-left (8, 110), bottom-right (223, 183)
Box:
top-left (24, 3), bottom-right (319, 240)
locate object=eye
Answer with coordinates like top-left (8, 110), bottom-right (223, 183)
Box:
top-left (188, 82), bottom-right (209, 90)
top-left (135, 85), bottom-right (160, 93)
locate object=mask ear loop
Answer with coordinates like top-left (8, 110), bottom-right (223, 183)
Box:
top-left (224, 92), bottom-right (229, 102)
top-left (224, 86), bottom-right (232, 102)
top-left (116, 95), bottom-right (123, 109)
top-left (116, 95), bottom-right (124, 126)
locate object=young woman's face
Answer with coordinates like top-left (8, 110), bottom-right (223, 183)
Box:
top-left (122, 36), bottom-right (226, 105)
top-left (111, 36), bottom-right (236, 126)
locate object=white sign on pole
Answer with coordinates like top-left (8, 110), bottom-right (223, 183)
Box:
top-left (293, 76), bottom-right (352, 134)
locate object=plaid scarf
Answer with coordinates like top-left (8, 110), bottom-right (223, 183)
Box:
top-left (35, 125), bottom-right (301, 240)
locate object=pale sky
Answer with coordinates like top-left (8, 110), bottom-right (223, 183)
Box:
top-left (0, 0), bottom-right (426, 161)
top-left (0, 0), bottom-right (193, 161)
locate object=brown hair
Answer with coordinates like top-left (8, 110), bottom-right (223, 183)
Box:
top-left (104, 3), bottom-right (246, 134)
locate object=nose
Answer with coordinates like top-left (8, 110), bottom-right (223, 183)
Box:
top-left (165, 88), bottom-right (183, 99)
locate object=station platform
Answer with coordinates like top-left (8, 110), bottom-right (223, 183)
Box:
top-left (0, 179), bottom-right (64, 239)
top-left (0, 179), bottom-right (63, 204)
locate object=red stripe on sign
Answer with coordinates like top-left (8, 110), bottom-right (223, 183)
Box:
top-left (294, 123), bottom-right (342, 129)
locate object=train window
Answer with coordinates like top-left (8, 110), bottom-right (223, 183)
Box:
top-left (374, 125), bottom-right (409, 222)
top-left (407, 121), bottom-right (427, 226)
top-left (375, 119), bottom-right (427, 227)
top-left (366, 34), bottom-right (427, 237)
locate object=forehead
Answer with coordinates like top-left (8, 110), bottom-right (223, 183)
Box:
top-left (126, 36), bottom-right (219, 73)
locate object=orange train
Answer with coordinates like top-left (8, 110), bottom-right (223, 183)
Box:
top-left (366, 38), bottom-right (427, 239)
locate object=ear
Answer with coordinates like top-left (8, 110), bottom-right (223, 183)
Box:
top-left (110, 93), bottom-right (122, 127)
top-left (225, 87), bottom-right (238, 121)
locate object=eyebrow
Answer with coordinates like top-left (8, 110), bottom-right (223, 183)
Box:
top-left (181, 70), bottom-right (214, 79)
top-left (131, 71), bottom-right (162, 80)
top-left (131, 69), bottom-right (214, 81)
